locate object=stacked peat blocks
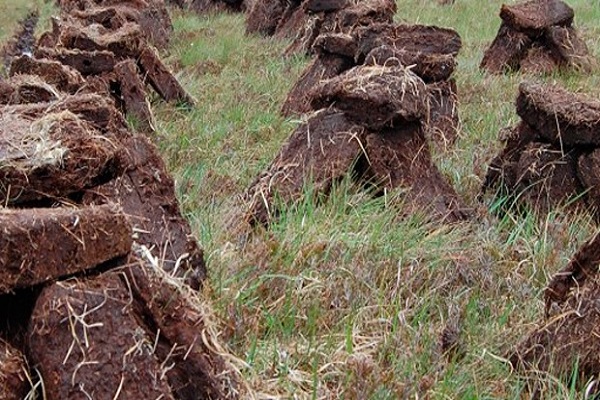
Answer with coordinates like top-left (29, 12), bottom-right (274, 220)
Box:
top-left (243, 65), bottom-right (468, 226)
top-left (510, 232), bottom-right (600, 384)
top-left (482, 82), bottom-right (600, 215)
top-left (480, 0), bottom-right (594, 74)
top-left (0, 2), bottom-right (238, 399)
top-left (242, 0), bottom-right (468, 227)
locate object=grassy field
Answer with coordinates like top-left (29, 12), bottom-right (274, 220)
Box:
top-left (3, 0), bottom-right (600, 398)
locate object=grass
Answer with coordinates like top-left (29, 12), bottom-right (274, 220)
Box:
top-left (3, 0), bottom-right (600, 398)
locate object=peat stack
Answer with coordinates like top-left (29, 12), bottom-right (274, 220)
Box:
top-left (244, 64), bottom-right (468, 226)
top-left (482, 81), bottom-right (600, 215)
top-left (510, 232), bottom-right (600, 390)
top-left (480, 0), bottom-right (594, 74)
top-left (282, 22), bottom-right (463, 146)
top-left (8, 0), bottom-right (196, 133)
top-left (0, 2), bottom-right (241, 397)
top-left (245, 0), bottom-right (396, 55)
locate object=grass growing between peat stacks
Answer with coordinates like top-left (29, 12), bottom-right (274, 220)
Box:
top-left (2, 0), bottom-right (599, 398)
top-left (148, 1), bottom-right (600, 398)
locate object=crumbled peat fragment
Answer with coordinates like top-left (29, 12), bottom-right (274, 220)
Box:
top-left (114, 59), bottom-right (156, 133)
top-left (0, 205), bottom-right (132, 294)
top-left (0, 339), bottom-right (29, 400)
top-left (480, 0), bottom-right (594, 74)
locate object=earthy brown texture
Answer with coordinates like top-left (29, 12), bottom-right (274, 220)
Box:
top-left (516, 81), bottom-right (600, 147)
top-left (545, 232), bottom-right (600, 307)
top-left (480, 23), bottom-right (532, 74)
top-left (244, 109), bottom-right (365, 226)
top-left (481, 0), bottom-right (592, 74)
top-left (125, 259), bottom-right (234, 399)
top-left (0, 339), bottom-right (28, 400)
top-left (364, 45), bottom-right (457, 83)
top-left (499, 0), bottom-right (573, 33)
top-left (313, 32), bottom-right (357, 59)
top-left (114, 59), bottom-right (155, 133)
top-left (512, 233), bottom-right (600, 381)
top-left (311, 65), bottom-right (428, 130)
top-left (364, 124), bottom-right (469, 223)
top-left (34, 47), bottom-right (117, 76)
top-left (578, 150), bottom-right (600, 212)
top-left (545, 25), bottom-right (595, 71)
top-left (355, 23), bottom-right (462, 61)
top-left (0, 110), bottom-right (122, 204)
top-left (1, 74), bottom-right (60, 104)
top-left (0, 205), bottom-right (132, 294)
top-left (82, 135), bottom-right (206, 289)
top-left (246, 0), bottom-right (288, 36)
top-left (426, 79), bottom-right (460, 147)
top-left (305, 0), bottom-right (348, 12)
top-left (57, 21), bottom-right (143, 58)
top-left (28, 275), bottom-right (175, 400)
top-left (138, 45), bottom-right (196, 106)
top-left (282, 53), bottom-right (353, 117)
top-left (9, 55), bottom-right (85, 93)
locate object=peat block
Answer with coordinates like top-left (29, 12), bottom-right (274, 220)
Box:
top-left (516, 82), bottom-right (600, 147)
top-left (28, 274), bottom-right (175, 399)
top-left (246, 0), bottom-right (287, 36)
top-left (281, 53), bottom-right (353, 117)
top-left (426, 79), bottom-right (460, 146)
top-left (114, 59), bottom-right (155, 133)
top-left (82, 135), bottom-right (206, 288)
top-left (545, 25), bottom-right (594, 71)
top-left (364, 45), bottom-right (456, 83)
top-left (304, 0), bottom-right (348, 13)
top-left (312, 33), bottom-right (357, 59)
top-left (0, 339), bottom-right (28, 400)
top-left (513, 141), bottom-right (583, 210)
top-left (479, 23), bottom-right (532, 74)
top-left (482, 122), bottom-right (541, 195)
top-left (578, 150), bottom-right (600, 212)
top-left (512, 233), bottom-right (600, 380)
top-left (0, 110), bottom-right (123, 204)
top-left (9, 55), bottom-right (84, 94)
top-left (336, 0), bottom-right (396, 29)
top-left (356, 23), bottom-right (462, 62)
top-left (58, 21), bottom-right (143, 59)
top-left (34, 47), bottom-right (117, 76)
top-left (310, 64), bottom-right (428, 130)
top-left (245, 109), bottom-right (365, 226)
top-left (499, 0), bottom-right (574, 34)
top-left (2, 74), bottom-right (60, 104)
top-left (138, 45), bottom-right (196, 106)
top-left (364, 124), bottom-right (468, 222)
top-left (0, 205), bottom-right (132, 294)
top-left (125, 259), bottom-right (232, 399)
top-left (518, 43), bottom-right (561, 74)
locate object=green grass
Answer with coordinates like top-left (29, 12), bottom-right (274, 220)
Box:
top-left (3, 0), bottom-right (600, 398)
top-left (156, 2), bottom-right (600, 399)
